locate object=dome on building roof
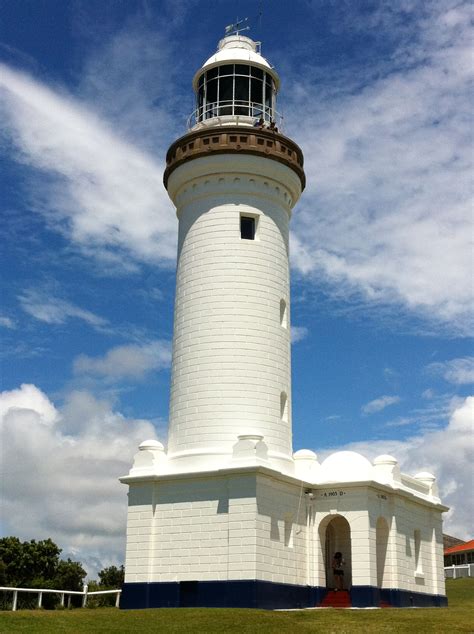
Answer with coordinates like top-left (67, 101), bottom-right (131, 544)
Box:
top-left (139, 439), bottom-right (165, 451)
top-left (373, 454), bottom-right (398, 465)
top-left (319, 451), bottom-right (372, 483)
top-left (294, 449), bottom-right (318, 460)
top-left (414, 471), bottom-right (436, 482)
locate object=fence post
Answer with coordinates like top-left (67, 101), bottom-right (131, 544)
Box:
top-left (12, 590), bottom-right (18, 611)
top-left (60, 592), bottom-right (65, 607)
top-left (115, 591), bottom-right (120, 608)
top-left (37, 591), bottom-right (43, 608)
top-left (67, 594), bottom-right (71, 608)
top-left (82, 584), bottom-right (88, 608)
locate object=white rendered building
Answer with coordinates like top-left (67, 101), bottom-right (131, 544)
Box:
top-left (120, 34), bottom-right (448, 610)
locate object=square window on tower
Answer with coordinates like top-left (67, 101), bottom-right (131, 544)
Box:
top-left (240, 215), bottom-right (256, 240)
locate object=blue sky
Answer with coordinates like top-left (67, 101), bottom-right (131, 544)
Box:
top-left (0, 1), bottom-right (472, 575)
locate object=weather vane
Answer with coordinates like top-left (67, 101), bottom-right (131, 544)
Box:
top-left (224, 17), bottom-right (250, 36)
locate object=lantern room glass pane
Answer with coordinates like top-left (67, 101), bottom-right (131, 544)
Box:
top-left (219, 76), bottom-right (233, 101)
top-left (207, 67), bottom-right (218, 80)
top-left (235, 76), bottom-right (249, 103)
top-left (235, 64), bottom-right (250, 76)
top-left (219, 64), bottom-right (233, 76)
top-left (206, 79), bottom-right (217, 103)
top-left (219, 76), bottom-right (233, 114)
top-left (251, 78), bottom-right (263, 105)
top-left (251, 67), bottom-right (264, 79)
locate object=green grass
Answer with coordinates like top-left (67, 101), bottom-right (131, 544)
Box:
top-left (0, 578), bottom-right (472, 633)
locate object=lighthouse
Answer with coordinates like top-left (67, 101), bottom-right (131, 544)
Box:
top-left (120, 33), bottom-right (448, 610)
top-left (163, 34), bottom-right (305, 474)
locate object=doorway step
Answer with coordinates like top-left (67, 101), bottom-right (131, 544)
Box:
top-left (319, 590), bottom-right (352, 608)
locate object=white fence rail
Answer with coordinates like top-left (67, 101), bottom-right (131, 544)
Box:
top-left (444, 564), bottom-right (474, 579)
top-left (0, 584), bottom-right (121, 610)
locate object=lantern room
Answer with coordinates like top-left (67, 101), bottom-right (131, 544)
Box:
top-left (190, 34), bottom-right (280, 128)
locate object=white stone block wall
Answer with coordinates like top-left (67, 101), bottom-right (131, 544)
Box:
top-left (123, 471), bottom-right (445, 596)
top-left (389, 496), bottom-right (445, 595)
top-left (166, 155), bottom-right (303, 470)
top-left (255, 474), bottom-right (308, 585)
top-left (124, 473), bottom-right (259, 583)
top-left (124, 470), bottom-right (311, 585)
top-left (309, 485), bottom-right (446, 594)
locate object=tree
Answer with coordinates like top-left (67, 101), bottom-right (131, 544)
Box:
top-left (0, 537), bottom-right (61, 587)
top-left (98, 565), bottom-right (124, 589)
top-left (54, 558), bottom-right (86, 592)
top-left (0, 536), bottom-right (86, 608)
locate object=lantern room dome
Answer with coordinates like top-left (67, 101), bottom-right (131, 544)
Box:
top-left (192, 35), bottom-right (279, 91)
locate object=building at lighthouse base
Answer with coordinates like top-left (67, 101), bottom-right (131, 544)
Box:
top-left (119, 444), bottom-right (447, 609)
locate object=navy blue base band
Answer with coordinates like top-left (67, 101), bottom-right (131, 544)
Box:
top-left (120, 580), bottom-right (447, 610)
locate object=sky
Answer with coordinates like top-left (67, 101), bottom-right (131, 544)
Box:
top-left (0, 0), bottom-right (472, 578)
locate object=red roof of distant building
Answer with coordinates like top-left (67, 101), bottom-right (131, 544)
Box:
top-left (444, 539), bottom-right (474, 555)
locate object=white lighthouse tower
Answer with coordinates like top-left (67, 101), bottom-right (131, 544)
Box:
top-left (163, 34), bottom-right (304, 475)
top-left (120, 33), bottom-right (448, 610)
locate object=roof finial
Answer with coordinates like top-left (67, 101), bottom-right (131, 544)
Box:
top-left (224, 17), bottom-right (250, 37)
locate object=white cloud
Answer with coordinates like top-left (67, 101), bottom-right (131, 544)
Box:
top-left (362, 395), bottom-right (401, 414)
top-left (427, 356), bottom-right (474, 385)
top-left (18, 289), bottom-right (107, 327)
top-left (291, 326), bottom-right (309, 343)
top-left (0, 315), bottom-right (16, 329)
top-left (0, 383), bottom-right (162, 577)
top-left (0, 383), bottom-right (57, 424)
top-left (287, 2), bottom-right (473, 335)
top-left (0, 61), bottom-right (177, 267)
top-left (74, 340), bottom-right (172, 381)
top-left (323, 396), bottom-right (474, 540)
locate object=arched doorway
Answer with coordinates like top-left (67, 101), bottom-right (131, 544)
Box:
top-left (376, 516), bottom-right (390, 588)
top-left (320, 515), bottom-right (352, 589)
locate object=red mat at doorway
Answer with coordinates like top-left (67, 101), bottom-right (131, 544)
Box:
top-left (320, 590), bottom-right (352, 608)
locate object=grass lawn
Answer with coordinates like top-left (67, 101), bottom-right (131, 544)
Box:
top-left (0, 578), bottom-right (472, 633)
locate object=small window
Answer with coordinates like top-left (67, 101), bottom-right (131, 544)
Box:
top-left (414, 530), bottom-right (422, 573)
top-left (280, 391), bottom-right (288, 422)
top-left (280, 299), bottom-right (288, 328)
top-left (240, 216), bottom-right (255, 240)
top-left (284, 517), bottom-right (293, 548)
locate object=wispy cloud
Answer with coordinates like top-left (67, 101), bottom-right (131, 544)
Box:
top-left (18, 289), bottom-right (107, 328)
top-left (291, 325), bottom-right (309, 343)
top-left (74, 340), bottom-right (171, 381)
top-left (0, 57), bottom-right (177, 267)
top-left (362, 395), bottom-right (401, 415)
top-left (286, 1), bottom-right (473, 335)
top-left (427, 356), bottom-right (474, 385)
top-left (0, 315), bottom-right (16, 329)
